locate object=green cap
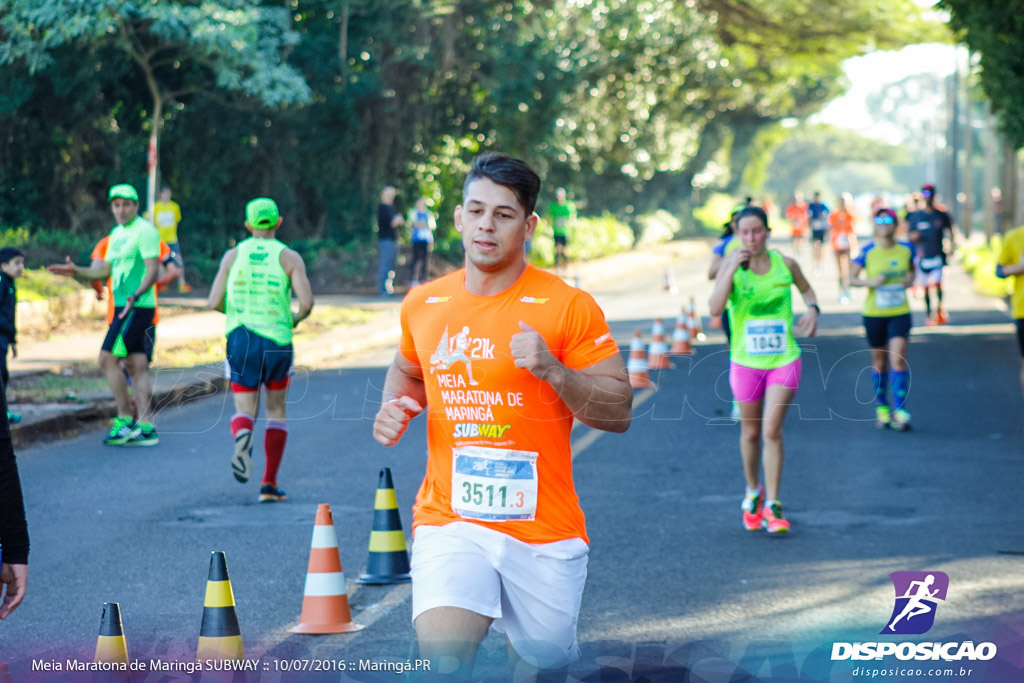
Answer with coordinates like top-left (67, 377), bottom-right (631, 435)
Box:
top-left (245, 197), bottom-right (280, 229)
top-left (108, 184), bottom-right (139, 203)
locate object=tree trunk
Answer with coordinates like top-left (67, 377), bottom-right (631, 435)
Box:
top-left (1002, 142), bottom-right (1018, 234)
top-left (981, 106), bottom-right (997, 240)
top-left (339, 2), bottom-right (349, 76)
top-left (962, 97), bottom-right (973, 236)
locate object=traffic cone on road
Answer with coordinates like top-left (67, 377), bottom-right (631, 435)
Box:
top-left (290, 504), bottom-right (364, 634)
top-left (670, 310), bottom-right (694, 355)
top-left (663, 267), bottom-right (678, 294)
top-left (196, 551), bottom-right (244, 661)
top-left (688, 297), bottom-right (706, 341)
top-left (647, 319), bottom-right (673, 370)
top-left (627, 329), bottom-right (654, 388)
top-left (94, 602), bottom-right (129, 665)
top-left (358, 468), bottom-right (411, 584)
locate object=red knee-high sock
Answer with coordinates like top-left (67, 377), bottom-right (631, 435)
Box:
top-left (230, 412), bottom-right (254, 438)
top-left (263, 421), bottom-right (287, 485)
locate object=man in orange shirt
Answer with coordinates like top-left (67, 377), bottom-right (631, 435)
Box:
top-left (372, 154), bottom-right (633, 677)
top-left (829, 193), bottom-right (858, 303)
top-left (784, 191), bottom-right (810, 255)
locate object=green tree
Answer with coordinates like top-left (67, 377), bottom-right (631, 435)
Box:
top-left (762, 124), bottom-right (910, 200)
top-left (1, 0), bottom-right (311, 210)
top-left (940, 0), bottom-right (1024, 148)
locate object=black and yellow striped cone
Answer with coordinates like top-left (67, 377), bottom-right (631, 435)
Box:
top-left (196, 551), bottom-right (244, 661)
top-left (357, 467), bottom-right (411, 584)
top-left (94, 602), bottom-right (129, 664)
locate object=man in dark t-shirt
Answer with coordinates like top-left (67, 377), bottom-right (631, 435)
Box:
top-left (377, 186), bottom-right (403, 297)
top-left (906, 183), bottom-right (956, 324)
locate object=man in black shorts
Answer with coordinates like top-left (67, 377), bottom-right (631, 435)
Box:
top-left (49, 184), bottom-right (162, 446)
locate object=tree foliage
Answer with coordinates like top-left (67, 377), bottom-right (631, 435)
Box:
top-left (940, 0), bottom-right (1024, 149)
top-left (0, 0), bottom-right (941, 283)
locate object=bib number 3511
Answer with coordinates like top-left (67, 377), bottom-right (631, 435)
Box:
top-left (451, 446), bottom-right (538, 522)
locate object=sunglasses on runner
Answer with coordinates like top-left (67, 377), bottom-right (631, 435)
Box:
top-left (874, 215), bottom-right (895, 225)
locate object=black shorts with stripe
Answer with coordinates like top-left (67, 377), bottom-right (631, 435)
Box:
top-left (101, 307), bottom-right (156, 361)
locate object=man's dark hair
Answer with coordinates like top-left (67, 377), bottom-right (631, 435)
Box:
top-left (463, 153), bottom-right (541, 215)
top-left (0, 247), bottom-right (24, 265)
top-left (735, 205), bottom-right (770, 231)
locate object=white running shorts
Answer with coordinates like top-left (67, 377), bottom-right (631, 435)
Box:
top-left (410, 522), bottom-right (589, 669)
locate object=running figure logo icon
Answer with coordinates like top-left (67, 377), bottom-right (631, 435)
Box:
top-left (429, 325), bottom-right (479, 386)
top-left (881, 571), bottom-right (948, 635)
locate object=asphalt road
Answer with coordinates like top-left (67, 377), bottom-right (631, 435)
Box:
top-left (4, 247), bottom-right (1023, 682)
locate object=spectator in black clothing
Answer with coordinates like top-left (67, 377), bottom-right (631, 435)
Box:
top-left (0, 247), bottom-right (25, 424)
top-left (0, 386), bottom-right (28, 620)
top-left (377, 186), bottom-right (404, 297)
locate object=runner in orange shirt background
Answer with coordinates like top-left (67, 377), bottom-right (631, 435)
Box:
top-left (372, 153), bottom-right (632, 678)
top-left (829, 193), bottom-right (858, 303)
top-left (784, 191), bottom-right (810, 256)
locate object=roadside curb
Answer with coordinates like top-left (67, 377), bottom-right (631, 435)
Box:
top-left (11, 239), bottom-right (712, 448)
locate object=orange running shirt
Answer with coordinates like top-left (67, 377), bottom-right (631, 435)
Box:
top-left (785, 201), bottom-right (809, 236)
top-left (93, 236), bottom-right (171, 324)
top-left (399, 265), bottom-right (621, 545)
top-left (829, 209), bottom-right (855, 251)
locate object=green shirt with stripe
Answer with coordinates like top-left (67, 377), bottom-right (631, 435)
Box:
top-left (107, 216), bottom-right (161, 308)
top-left (225, 237), bottom-right (293, 346)
top-left (728, 249), bottom-right (801, 369)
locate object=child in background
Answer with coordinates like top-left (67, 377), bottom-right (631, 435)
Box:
top-left (0, 247), bottom-right (26, 423)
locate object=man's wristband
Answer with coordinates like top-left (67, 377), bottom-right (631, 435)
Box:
top-left (808, 303), bottom-right (821, 314)
top-left (996, 264), bottom-right (1006, 279)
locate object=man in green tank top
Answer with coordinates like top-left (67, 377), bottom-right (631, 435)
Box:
top-left (48, 183), bottom-right (162, 447)
top-left (208, 198), bottom-right (314, 502)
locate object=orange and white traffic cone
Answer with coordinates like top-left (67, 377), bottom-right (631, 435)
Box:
top-left (670, 310), bottom-right (694, 355)
top-left (290, 504), bottom-right (364, 634)
top-left (647, 319), bottom-right (673, 370)
top-left (627, 329), bottom-right (654, 388)
top-left (688, 297), bottom-right (705, 341)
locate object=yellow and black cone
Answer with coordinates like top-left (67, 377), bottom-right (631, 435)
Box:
top-left (196, 551), bottom-right (244, 661)
top-left (94, 602), bottom-right (129, 665)
top-left (357, 467), bottom-right (411, 584)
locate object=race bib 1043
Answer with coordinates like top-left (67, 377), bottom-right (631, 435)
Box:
top-left (451, 446), bottom-right (538, 522)
top-left (745, 319), bottom-right (787, 356)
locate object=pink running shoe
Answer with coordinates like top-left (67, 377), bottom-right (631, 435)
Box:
top-left (762, 501), bottom-right (791, 534)
top-left (741, 485), bottom-right (764, 531)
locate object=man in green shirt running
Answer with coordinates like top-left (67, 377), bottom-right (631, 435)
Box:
top-left (49, 184), bottom-right (162, 446)
top-left (208, 198), bottom-right (314, 502)
top-left (546, 187), bottom-right (576, 277)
